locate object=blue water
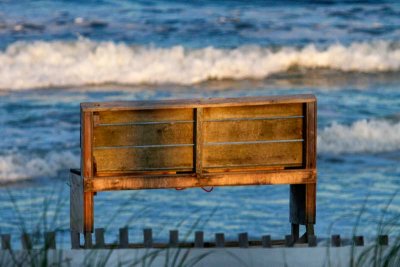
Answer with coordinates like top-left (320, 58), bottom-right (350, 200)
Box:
top-left (1, 0), bottom-right (400, 248)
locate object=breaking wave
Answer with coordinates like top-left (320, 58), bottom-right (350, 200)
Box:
top-left (318, 119), bottom-right (400, 154)
top-left (0, 151), bottom-right (79, 182)
top-left (1, 39), bottom-right (400, 90)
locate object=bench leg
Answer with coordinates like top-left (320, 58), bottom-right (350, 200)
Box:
top-left (84, 192), bottom-right (94, 233)
top-left (306, 223), bottom-right (315, 236)
top-left (70, 172), bottom-right (83, 248)
top-left (70, 170), bottom-right (94, 249)
top-left (291, 223), bottom-right (299, 242)
top-left (70, 231), bottom-right (80, 249)
top-left (83, 192), bottom-right (94, 248)
top-left (290, 183), bottom-right (316, 242)
top-left (84, 231), bottom-right (93, 248)
top-left (305, 183), bottom-right (316, 238)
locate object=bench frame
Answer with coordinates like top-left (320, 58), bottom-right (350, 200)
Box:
top-left (70, 94), bottom-right (317, 247)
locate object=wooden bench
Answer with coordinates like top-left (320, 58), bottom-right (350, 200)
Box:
top-left (70, 94), bottom-right (317, 247)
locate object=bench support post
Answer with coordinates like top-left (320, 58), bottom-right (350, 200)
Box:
top-left (83, 192), bottom-right (94, 234)
top-left (290, 101), bottom-right (317, 242)
top-left (70, 170), bottom-right (94, 248)
top-left (70, 171), bottom-right (83, 248)
top-left (83, 191), bottom-right (94, 248)
top-left (305, 183), bottom-right (316, 237)
top-left (291, 223), bottom-right (299, 242)
top-left (289, 183), bottom-right (316, 242)
top-left (81, 110), bottom-right (95, 241)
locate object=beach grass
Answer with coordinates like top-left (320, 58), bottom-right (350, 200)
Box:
top-left (1, 185), bottom-right (400, 266)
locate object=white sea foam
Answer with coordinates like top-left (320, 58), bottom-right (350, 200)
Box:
top-left (0, 151), bottom-right (79, 182)
top-left (318, 119), bottom-right (400, 154)
top-left (0, 39), bottom-right (400, 90)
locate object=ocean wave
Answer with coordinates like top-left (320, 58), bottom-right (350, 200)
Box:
top-left (0, 39), bottom-right (400, 90)
top-left (0, 151), bottom-right (79, 182)
top-left (318, 119), bottom-right (400, 154)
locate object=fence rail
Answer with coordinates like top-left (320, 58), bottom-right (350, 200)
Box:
top-left (0, 229), bottom-right (390, 250)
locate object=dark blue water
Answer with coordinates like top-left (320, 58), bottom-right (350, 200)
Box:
top-left (1, 0), bottom-right (399, 49)
top-left (0, 0), bottom-right (400, 248)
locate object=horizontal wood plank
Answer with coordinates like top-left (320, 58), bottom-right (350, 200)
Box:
top-left (202, 165), bottom-right (285, 173)
top-left (204, 103), bottom-right (303, 121)
top-left (94, 146), bottom-right (193, 172)
top-left (85, 169), bottom-right (317, 191)
top-left (98, 108), bottom-right (193, 124)
top-left (95, 169), bottom-right (192, 176)
top-left (204, 118), bottom-right (302, 143)
top-left (93, 123), bottom-right (194, 147)
top-left (81, 95), bottom-right (316, 112)
top-left (203, 142), bottom-right (303, 168)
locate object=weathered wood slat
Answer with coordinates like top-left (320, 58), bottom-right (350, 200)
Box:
top-left (204, 118), bottom-right (303, 143)
top-left (290, 185), bottom-right (305, 225)
top-left (44, 232), bottom-right (56, 249)
top-left (305, 102), bottom-right (317, 169)
top-left (195, 108), bottom-right (204, 177)
top-left (81, 95), bottom-right (317, 112)
top-left (81, 111), bottom-right (94, 235)
top-left (95, 228), bottom-right (105, 248)
top-left (119, 228), bottom-right (129, 249)
top-left (1, 234), bottom-right (11, 250)
top-left (305, 185), bottom-right (316, 225)
top-left (21, 234), bottom-right (32, 250)
top-left (204, 103), bottom-right (303, 121)
top-left (215, 233), bottom-right (225, 248)
top-left (262, 235), bottom-right (271, 248)
top-left (308, 235), bottom-right (317, 247)
top-left (203, 142), bottom-right (303, 168)
top-left (353, 236), bottom-right (364, 246)
top-left (70, 172), bottom-right (84, 233)
top-left (305, 102), bottom-right (317, 226)
top-left (378, 235), bottom-right (388, 246)
top-left (291, 224), bottom-right (299, 242)
top-left (285, 235), bottom-right (294, 247)
top-left (84, 233), bottom-right (92, 249)
top-left (84, 192), bottom-right (94, 236)
top-left (98, 108), bottom-right (194, 124)
top-left (81, 111), bottom-right (93, 179)
top-left (202, 165), bottom-right (286, 173)
top-left (70, 231), bottom-right (80, 249)
top-left (238, 233), bottom-right (249, 248)
top-left (194, 231), bottom-right (204, 248)
top-left (169, 230), bottom-right (178, 247)
top-left (85, 169), bottom-right (316, 191)
top-left (143, 228), bottom-right (153, 248)
top-left (95, 169), bottom-right (193, 177)
top-left (94, 146), bottom-right (193, 172)
top-left (331, 235), bottom-right (341, 247)
top-left (93, 123), bottom-right (194, 147)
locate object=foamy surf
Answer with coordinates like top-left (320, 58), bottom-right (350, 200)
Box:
top-left (318, 119), bottom-right (400, 154)
top-left (0, 39), bottom-right (400, 90)
top-left (0, 151), bottom-right (79, 182)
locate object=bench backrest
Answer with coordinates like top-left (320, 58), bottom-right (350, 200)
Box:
top-left (80, 94), bottom-right (316, 191)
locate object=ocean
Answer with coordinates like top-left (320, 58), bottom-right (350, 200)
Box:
top-left (0, 0), bottom-right (400, 248)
